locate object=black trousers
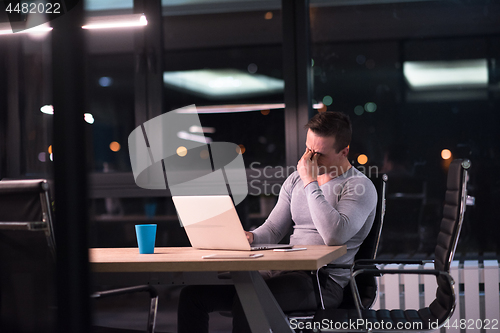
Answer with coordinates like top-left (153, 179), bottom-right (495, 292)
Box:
top-left (177, 270), bottom-right (344, 333)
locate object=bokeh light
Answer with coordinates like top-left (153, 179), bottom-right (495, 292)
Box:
top-left (354, 105), bottom-right (364, 116)
top-left (261, 109), bottom-right (270, 115)
top-left (176, 146), bottom-right (187, 157)
top-left (48, 145), bottom-right (52, 154)
top-left (99, 77), bottom-right (113, 87)
top-left (40, 105), bottom-right (54, 115)
top-left (357, 154), bottom-right (368, 165)
top-left (364, 102), bottom-right (377, 113)
top-left (264, 12), bottom-right (273, 20)
top-left (247, 63), bottom-right (258, 74)
top-left (110, 141), bottom-right (121, 152)
top-left (84, 113), bottom-right (95, 124)
top-left (441, 149), bottom-right (452, 160)
top-left (322, 95), bottom-right (333, 106)
top-left (237, 144), bottom-right (246, 154)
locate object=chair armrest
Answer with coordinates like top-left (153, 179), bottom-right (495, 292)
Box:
top-left (324, 263), bottom-right (352, 269)
top-left (0, 221), bottom-right (47, 230)
top-left (325, 263), bottom-right (380, 274)
top-left (353, 268), bottom-right (451, 278)
top-left (354, 258), bottom-right (434, 266)
top-left (348, 267), bottom-right (455, 320)
top-left (91, 284), bottom-right (158, 299)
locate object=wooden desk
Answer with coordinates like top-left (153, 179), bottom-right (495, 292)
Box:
top-left (90, 245), bottom-right (346, 272)
top-left (90, 245), bottom-right (347, 333)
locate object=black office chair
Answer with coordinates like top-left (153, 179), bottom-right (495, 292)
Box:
top-left (287, 174), bottom-right (388, 322)
top-left (0, 179), bottom-right (158, 333)
top-left (313, 159), bottom-right (471, 332)
top-left (336, 173), bottom-right (387, 310)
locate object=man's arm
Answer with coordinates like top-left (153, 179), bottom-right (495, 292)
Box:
top-left (304, 177), bottom-right (377, 245)
top-left (248, 174), bottom-right (297, 244)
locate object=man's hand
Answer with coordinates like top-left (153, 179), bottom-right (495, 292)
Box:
top-left (297, 148), bottom-right (319, 186)
top-left (245, 231), bottom-right (254, 244)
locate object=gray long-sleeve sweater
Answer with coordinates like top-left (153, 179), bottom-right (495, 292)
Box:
top-left (251, 167), bottom-right (377, 287)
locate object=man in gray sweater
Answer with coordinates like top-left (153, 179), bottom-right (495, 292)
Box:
top-left (178, 111), bottom-right (377, 333)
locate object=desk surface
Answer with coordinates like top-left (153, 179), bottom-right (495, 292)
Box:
top-left (89, 245), bottom-right (346, 273)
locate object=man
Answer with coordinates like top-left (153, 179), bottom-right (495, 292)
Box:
top-left (177, 111), bottom-right (377, 333)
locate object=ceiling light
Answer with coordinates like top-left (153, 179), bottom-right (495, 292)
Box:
top-left (173, 103), bottom-right (324, 114)
top-left (1, 13), bottom-right (147, 35)
top-left (163, 69), bottom-right (284, 99)
top-left (0, 22), bottom-right (52, 35)
top-left (176, 104), bottom-right (286, 114)
top-left (82, 14), bottom-right (147, 29)
top-left (404, 59), bottom-right (488, 90)
top-left (189, 126), bottom-right (216, 134)
top-left (177, 131), bottom-right (212, 144)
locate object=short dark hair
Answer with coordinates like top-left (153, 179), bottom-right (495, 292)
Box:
top-left (304, 111), bottom-right (352, 152)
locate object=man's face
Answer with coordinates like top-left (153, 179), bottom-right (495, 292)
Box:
top-left (305, 129), bottom-right (349, 175)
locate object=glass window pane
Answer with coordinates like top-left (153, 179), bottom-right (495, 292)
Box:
top-left (162, 9), bottom-right (285, 168)
top-left (310, 0), bottom-right (500, 256)
top-left (86, 54), bottom-right (135, 173)
top-left (19, 35), bottom-right (53, 177)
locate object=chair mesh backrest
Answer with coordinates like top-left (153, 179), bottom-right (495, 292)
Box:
top-left (428, 159), bottom-right (469, 324)
top-left (0, 179), bottom-right (56, 331)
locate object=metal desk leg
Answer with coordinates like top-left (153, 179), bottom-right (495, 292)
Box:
top-left (231, 271), bottom-right (294, 333)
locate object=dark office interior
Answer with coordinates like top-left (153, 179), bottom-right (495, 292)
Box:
top-left (1, 0), bottom-right (499, 332)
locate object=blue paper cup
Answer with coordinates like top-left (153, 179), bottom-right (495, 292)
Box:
top-left (135, 224), bottom-right (157, 254)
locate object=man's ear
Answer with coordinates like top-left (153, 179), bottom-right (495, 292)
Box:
top-left (340, 145), bottom-right (349, 157)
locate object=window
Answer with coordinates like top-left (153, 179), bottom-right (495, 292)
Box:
top-left (310, 0), bottom-right (500, 255)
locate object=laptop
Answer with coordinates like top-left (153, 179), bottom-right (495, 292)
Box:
top-left (172, 195), bottom-right (292, 251)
